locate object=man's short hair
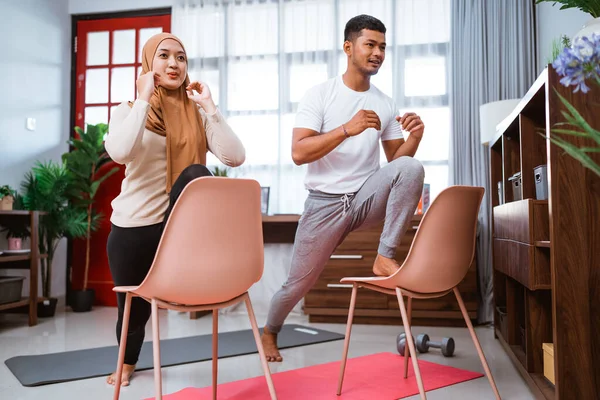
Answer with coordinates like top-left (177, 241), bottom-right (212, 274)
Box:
top-left (344, 14), bottom-right (386, 43)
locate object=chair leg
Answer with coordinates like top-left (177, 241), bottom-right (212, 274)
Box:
top-left (396, 288), bottom-right (426, 400)
top-left (212, 309), bottom-right (218, 400)
top-left (113, 292), bottom-right (132, 400)
top-left (337, 283), bottom-right (358, 396)
top-left (404, 296), bottom-right (412, 379)
top-left (454, 288), bottom-right (501, 400)
top-left (151, 299), bottom-right (162, 400)
top-left (244, 294), bottom-right (277, 400)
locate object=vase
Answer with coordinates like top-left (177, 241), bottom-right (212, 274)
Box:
top-left (8, 237), bottom-right (22, 251)
top-left (574, 17), bottom-right (600, 43)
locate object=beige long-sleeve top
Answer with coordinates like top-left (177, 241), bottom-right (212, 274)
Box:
top-left (105, 99), bottom-right (245, 228)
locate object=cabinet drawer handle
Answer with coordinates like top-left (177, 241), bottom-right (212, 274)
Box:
top-left (327, 284), bottom-right (354, 288)
top-left (412, 226), bottom-right (419, 230)
top-left (330, 255), bottom-right (363, 260)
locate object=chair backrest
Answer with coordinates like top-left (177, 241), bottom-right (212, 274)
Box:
top-left (135, 177), bottom-right (264, 305)
top-left (383, 185), bottom-right (484, 294)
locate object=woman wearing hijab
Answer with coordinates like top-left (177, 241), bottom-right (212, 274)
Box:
top-left (104, 33), bottom-right (245, 386)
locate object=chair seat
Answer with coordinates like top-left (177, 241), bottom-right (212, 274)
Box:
top-left (340, 276), bottom-right (453, 299)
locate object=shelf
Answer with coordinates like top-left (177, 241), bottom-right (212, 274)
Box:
top-left (0, 297), bottom-right (50, 312)
top-left (535, 241), bottom-right (551, 248)
top-left (0, 253), bottom-right (47, 264)
top-left (0, 210), bottom-right (47, 216)
top-left (496, 328), bottom-right (554, 400)
top-left (0, 298), bottom-right (29, 311)
top-left (0, 254), bottom-right (31, 263)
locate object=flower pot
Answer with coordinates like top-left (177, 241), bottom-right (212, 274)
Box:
top-left (0, 195), bottom-right (14, 210)
top-left (37, 297), bottom-right (58, 318)
top-left (8, 237), bottom-right (22, 251)
top-left (574, 17), bottom-right (600, 43)
top-left (70, 289), bottom-right (95, 312)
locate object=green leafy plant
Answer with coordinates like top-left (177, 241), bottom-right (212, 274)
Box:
top-left (0, 218), bottom-right (30, 240)
top-left (535, 0), bottom-right (600, 18)
top-left (20, 161), bottom-right (89, 299)
top-left (545, 34), bottom-right (600, 177)
top-left (212, 165), bottom-right (230, 177)
top-left (0, 185), bottom-right (16, 199)
top-left (62, 123), bottom-right (118, 292)
top-left (548, 35), bottom-right (572, 65)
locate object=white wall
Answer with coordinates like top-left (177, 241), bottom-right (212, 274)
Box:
top-left (69, 0), bottom-right (174, 14)
top-left (0, 0), bottom-right (71, 302)
top-left (536, 2), bottom-right (591, 71)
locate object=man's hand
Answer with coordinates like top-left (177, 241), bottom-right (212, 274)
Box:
top-left (345, 110), bottom-right (381, 136)
top-left (397, 112), bottom-right (424, 140)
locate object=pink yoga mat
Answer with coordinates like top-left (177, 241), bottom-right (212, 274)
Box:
top-left (150, 352), bottom-right (484, 399)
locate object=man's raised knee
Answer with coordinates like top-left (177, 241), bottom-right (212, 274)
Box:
top-left (394, 156), bottom-right (425, 181)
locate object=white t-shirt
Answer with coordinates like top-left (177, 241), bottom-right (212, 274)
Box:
top-left (294, 76), bottom-right (404, 194)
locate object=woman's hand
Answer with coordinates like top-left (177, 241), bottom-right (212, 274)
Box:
top-left (186, 81), bottom-right (216, 114)
top-left (137, 71), bottom-right (159, 102)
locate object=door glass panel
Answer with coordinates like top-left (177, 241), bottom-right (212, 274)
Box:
top-left (86, 31), bottom-right (109, 66)
top-left (138, 27), bottom-right (163, 63)
top-left (112, 29), bottom-right (136, 64)
top-left (111, 67), bottom-right (135, 103)
top-left (85, 106), bottom-right (108, 130)
top-left (85, 68), bottom-right (109, 104)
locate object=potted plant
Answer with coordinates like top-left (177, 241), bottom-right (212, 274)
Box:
top-left (212, 165), bottom-right (230, 177)
top-left (545, 33), bottom-right (600, 176)
top-left (0, 218), bottom-right (30, 251)
top-left (0, 185), bottom-right (16, 211)
top-left (20, 161), bottom-right (88, 317)
top-left (536, 0), bottom-right (600, 41)
top-left (63, 123), bottom-right (118, 312)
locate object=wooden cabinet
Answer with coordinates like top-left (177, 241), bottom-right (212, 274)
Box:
top-left (490, 66), bottom-right (600, 399)
top-left (304, 215), bottom-right (479, 326)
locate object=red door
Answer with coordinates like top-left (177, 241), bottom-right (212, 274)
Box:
top-left (72, 14), bottom-right (171, 306)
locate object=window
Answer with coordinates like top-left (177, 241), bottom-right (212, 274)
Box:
top-left (174, 0), bottom-right (451, 213)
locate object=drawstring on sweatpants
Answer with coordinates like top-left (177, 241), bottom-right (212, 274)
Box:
top-left (340, 193), bottom-right (355, 216)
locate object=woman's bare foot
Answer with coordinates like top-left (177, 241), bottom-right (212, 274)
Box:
top-left (261, 327), bottom-right (283, 362)
top-left (373, 254), bottom-right (400, 276)
top-left (106, 363), bottom-right (136, 386)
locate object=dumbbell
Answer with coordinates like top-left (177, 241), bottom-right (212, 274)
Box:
top-left (396, 333), bottom-right (415, 356)
top-left (416, 334), bottom-right (455, 357)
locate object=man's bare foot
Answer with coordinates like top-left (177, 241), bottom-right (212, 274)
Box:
top-left (106, 363), bottom-right (135, 386)
top-left (261, 327), bottom-right (283, 362)
top-left (373, 254), bottom-right (400, 276)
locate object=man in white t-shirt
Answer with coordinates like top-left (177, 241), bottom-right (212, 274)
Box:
top-left (262, 14), bottom-right (426, 362)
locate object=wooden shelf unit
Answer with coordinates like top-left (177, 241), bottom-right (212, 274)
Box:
top-left (490, 66), bottom-right (600, 399)
top-left (0, 210), bottom-right (44, 326)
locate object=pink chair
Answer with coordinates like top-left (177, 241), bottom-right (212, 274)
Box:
top-left (336, 186), bottom-right (500, 400)
top-left (112, 177), bottom-right (277, 400)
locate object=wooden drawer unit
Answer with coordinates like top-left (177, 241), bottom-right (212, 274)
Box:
top-left (493, 239), bottom-right (551, 290)
top-left (304, 215), bottom-right (479, 326)
top-left (493, 199), bottom-right (549, 244)
top-left (493, 199), bottom-right (550, 290)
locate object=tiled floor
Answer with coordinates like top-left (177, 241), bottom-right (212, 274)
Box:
top-left (0, 307), bottom-right (536, 399)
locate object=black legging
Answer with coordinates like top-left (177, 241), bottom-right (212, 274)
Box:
top-left (107, 164), bottom-right (212, 365)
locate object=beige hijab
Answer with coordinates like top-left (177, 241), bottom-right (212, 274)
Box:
top-left (139, 32), bottom-right (207, 193)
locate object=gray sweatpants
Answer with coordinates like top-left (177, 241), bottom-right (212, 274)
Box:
top-left (265, 156), bottom-right (425, 333)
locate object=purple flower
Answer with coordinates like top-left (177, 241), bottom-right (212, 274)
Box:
top-left (553, 33), bottom-right (600, 94)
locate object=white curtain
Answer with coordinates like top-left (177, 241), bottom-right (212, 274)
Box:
top-left (173, 0), bottom-right (452, 316)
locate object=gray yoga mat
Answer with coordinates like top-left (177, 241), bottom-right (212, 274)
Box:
top-left (5, 324), bottom-right (344, 387)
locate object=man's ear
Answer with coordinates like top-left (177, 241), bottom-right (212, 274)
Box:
top-left (343, 40), bottom-right (352, 56)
